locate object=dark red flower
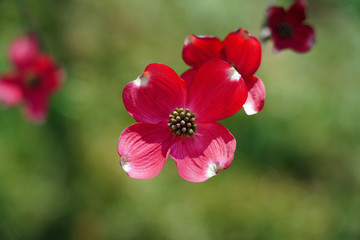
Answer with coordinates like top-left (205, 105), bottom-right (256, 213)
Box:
top-left (267, 0), bottom-right (315, 53)
top-left (182, 29), bottom-right (265, 115)
top-left (0, 33), bottom-right (64, 123)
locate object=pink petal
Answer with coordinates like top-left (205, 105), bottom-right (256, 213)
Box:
top-left (8, 33), bottom-right (40, 70)
top-left (24, 94), bottom-right (49, 123)
top-left (242, 75), bottom-right (265, 115)
top-left (267, 7), bottom-right (286, 29)
top-left (180, 68), bottom-right (197, 87)
top-left (286, 0), bottom-right (308, 25)
top-left (289, 24), bottom-right (315, 53)
top-left (170, 122), bottom-right (236, 182)
top-left (118, 122), bottom-right (175, 179)
top-left (123, 63), bottom-right (187, 124)
top-left (0, 74), bottom-right (23, 106)
top-left (271, 34), bottom-right (289, 52)
top-left (182, 35), bottom-right (224, 69)
top-left (223, 29), bottom-right (262, 76)
top-left (186, 59), bottom-right (248, 123)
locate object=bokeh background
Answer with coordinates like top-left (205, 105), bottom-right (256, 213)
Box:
top-left (1, 0), bottom-right (360, 239)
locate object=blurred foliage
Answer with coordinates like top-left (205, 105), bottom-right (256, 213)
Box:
top-left (1, 0), bottom-right (360, 239)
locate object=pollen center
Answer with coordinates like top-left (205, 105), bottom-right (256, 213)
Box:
top-left (25, 75), bottom-right (41, 88)
top-left (276, 22), bottom-right (293, 39)
top-left (168, 108), bottom-right (196, 137)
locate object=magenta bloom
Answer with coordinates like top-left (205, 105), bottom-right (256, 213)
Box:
top-left (182, 29), bottom-right (265, 115)
top-left (118, 59), bottom-right (248, 182)
top-left (267, 0), bottom-right (315, 53)
top-left (0, 33), bottom-right (64, 123)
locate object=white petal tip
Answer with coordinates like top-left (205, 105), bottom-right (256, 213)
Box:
top-left (120, 156), bottom-right (131, 172)
top-left (196, 35), bottom-right (213, 38)
top-left (206, 163), bottom-right (224, 178)
top-left (243, 103), bottom-right (258, 115)
top-left (184, 35), bottom-right (194, 46)
top-left (229, 67), bottom-right (241, 81)
top-left (134, 72), bottom-right (149, 87)
top-left (184, 35), bottom-right (214, 45)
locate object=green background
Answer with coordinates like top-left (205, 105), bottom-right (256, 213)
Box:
top-left (1, 0), bottom-right (360, 239)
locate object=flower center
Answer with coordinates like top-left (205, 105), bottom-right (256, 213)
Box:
top-left (25, 74), bottom-right (42, 88)
top-left (168, 108), bottom-right (196, 136)
top-left (276, 22), bottom-right (293, 39)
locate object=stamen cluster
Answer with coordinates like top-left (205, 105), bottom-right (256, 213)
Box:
top-left (276, 22), bottom-right (293, 39)
top-left (168, 108), bottom-right (196, 136)
top-left (25, 75), bottom-right (41, 88)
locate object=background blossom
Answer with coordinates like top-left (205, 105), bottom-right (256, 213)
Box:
top-left (0, 33), bottom-right (64, 122)
top-left (266, 0), bottom-right (315, 52)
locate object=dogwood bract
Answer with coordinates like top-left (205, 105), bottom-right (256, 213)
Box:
top-left (182, 29), bottom-right (265, 115)
top-left (118, 59), bottom-right (247, 182)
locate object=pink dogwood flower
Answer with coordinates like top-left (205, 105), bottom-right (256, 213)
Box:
top-left (182, 29), bottom-right (265, 115)
top-left (118, 59), bottom-right (248, 182)
top-left (0, 33), bottom-right (64, 123)
top-left (266, 0), bottom-right (315, 53)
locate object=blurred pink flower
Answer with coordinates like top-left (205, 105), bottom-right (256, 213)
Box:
top-left (181, 29), bottom-right (265, 115)
top-left (267, 0), bottom-right (315, 53)
top-left (118, 59), bottom-right (248, 182)
top-left (0, 33), bottom-right (64, 123)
